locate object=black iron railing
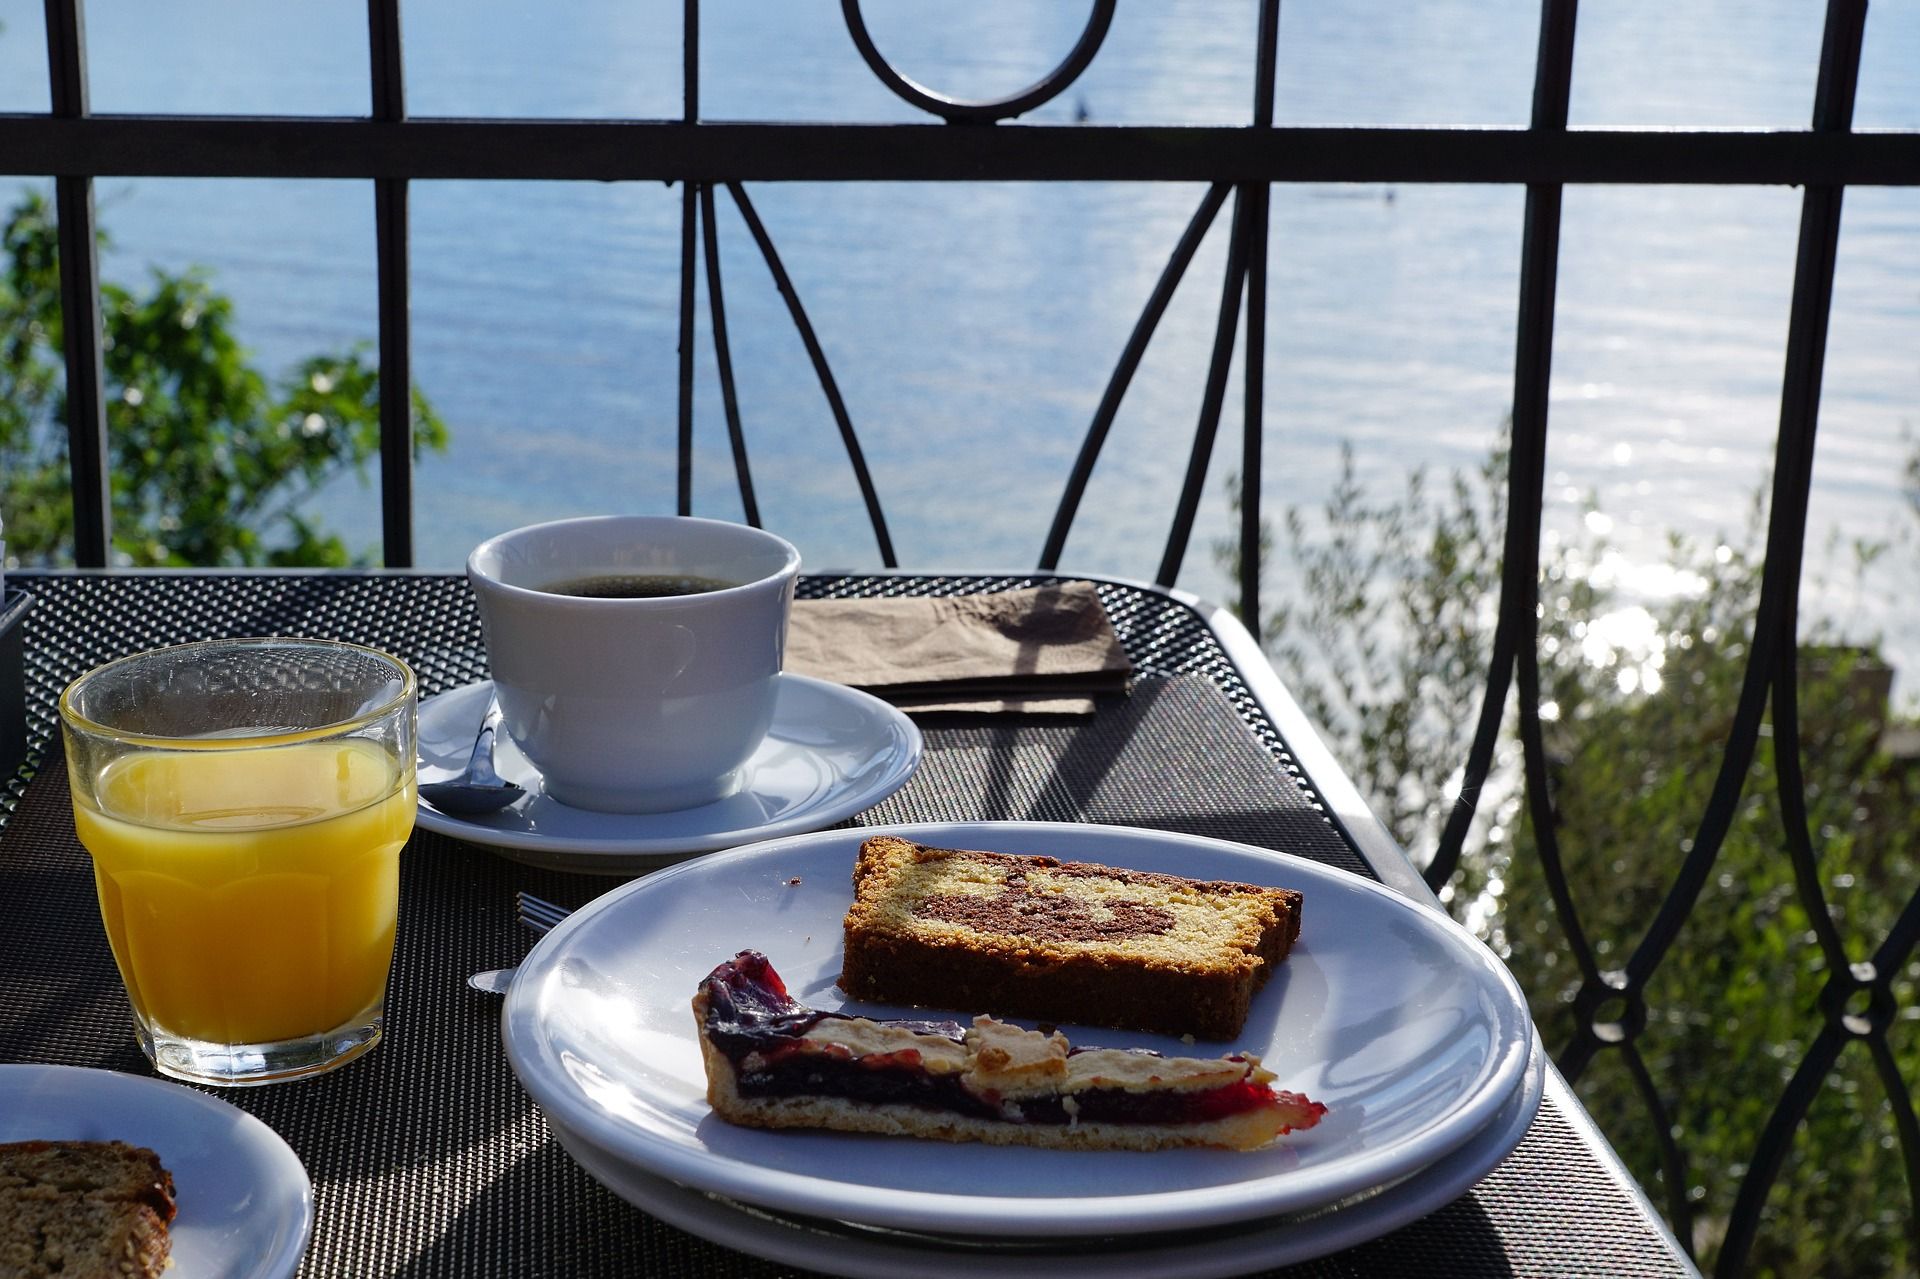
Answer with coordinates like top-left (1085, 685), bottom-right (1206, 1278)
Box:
top-left (8, 0), bottom-right (1920, 1271)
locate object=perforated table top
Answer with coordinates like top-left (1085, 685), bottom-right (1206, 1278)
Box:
top-left (0, 571), bottom-right (1693, 1277)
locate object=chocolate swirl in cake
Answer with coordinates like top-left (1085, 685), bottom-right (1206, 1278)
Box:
top-left (840, 836), bottom-right (1304, 1040)
top-left (914, 866), bottom-right (1177, 943)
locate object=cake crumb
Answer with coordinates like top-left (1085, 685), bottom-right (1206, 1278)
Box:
top-left (1181, 1033), bottom-right (1196, 1045)
top-left (785, 876), bottom-right (803, 886)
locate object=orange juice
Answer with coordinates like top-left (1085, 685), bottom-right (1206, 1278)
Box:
top-left (72, 738), bottom-right (413, 1046)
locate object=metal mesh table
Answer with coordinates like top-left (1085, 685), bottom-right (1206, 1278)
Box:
top-left (0, 571), bottom-right (1693, 1277)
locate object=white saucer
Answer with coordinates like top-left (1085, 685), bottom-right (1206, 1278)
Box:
top-left (543, 1040), bottom-right (1545, 1279)
top-left (415, 676), bottom-right (923, 874)
top-left (0, 1064), bottom-right (313, 1279)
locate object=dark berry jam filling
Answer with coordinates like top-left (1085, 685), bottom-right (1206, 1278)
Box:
top-left (702, 949), bottom-right (968, 1057)
top-left (701, 951), bottom-right (1285, 1127)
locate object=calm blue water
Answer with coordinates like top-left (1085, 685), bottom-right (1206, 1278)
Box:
top-left (3, 0), bottom-right (1917, 693)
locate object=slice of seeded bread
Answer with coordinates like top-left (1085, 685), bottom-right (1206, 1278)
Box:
top-left (0, 1140), bottom-right (176, 1279)
top-left (839, 835), bottom-right (1302, 1040)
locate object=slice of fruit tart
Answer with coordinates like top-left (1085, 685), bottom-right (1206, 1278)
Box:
top-left (693, 950), bottom-right (1324, 1152)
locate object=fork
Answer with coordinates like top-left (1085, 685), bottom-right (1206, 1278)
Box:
top-left (467, 894), bottom-right (573, 993)
top-left (515, 892), bottom-right (572, 936)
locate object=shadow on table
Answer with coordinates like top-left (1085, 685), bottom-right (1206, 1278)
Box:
top-left (1257, 1192), bottom-right (1517, 1277)
top-left (386, 1134), bottom-right (813, 1279)
top-left (388, 1140), bottom-right (1515, 1279)
top-left (914, 675), bottom-right (1372, 877)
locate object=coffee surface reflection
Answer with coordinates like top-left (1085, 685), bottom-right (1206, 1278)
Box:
top-left (540, 573), bottom-right (740, 599)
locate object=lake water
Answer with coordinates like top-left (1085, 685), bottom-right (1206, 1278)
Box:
top-left (3, 0), bottom-right (1917, 699)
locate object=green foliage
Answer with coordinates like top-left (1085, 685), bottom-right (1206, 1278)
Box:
top-left (1229, 443), bottom-right (1920, 1277)
top-left (0, 190), bottom-right (448, 566)
top-left (1220, 445), bottom-right (1510, 871)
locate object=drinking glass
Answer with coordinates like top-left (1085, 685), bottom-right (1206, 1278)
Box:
top-left (59, 637), bottom-right (417, 1086)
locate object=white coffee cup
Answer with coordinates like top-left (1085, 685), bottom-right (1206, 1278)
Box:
top-left (467, 515), bottom-right (800, 814)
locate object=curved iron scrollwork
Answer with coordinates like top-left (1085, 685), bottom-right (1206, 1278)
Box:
top-left (670, 0), bottom-right (897, 562)
top-left (1416, 1), bottom-right (1906, 1272)
top-left (841, 0), bottom-right (1116, 124)
top-left (1041, 0), bottom-right (1281, 597)
top-left (1024, 0), bottom-right (1910, 1271)
top-left (676, 181), bottom-right (899, 565)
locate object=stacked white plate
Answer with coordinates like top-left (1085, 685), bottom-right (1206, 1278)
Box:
top-left (0, 1065), bottom-right (313, 1279)
top-left (502, 822), bottom-right (1543, 1278)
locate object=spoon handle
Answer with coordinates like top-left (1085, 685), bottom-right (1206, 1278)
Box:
top-left (465, 697), bottom-right (507, 779)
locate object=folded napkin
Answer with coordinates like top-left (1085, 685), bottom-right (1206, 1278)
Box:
top-left (785, 583), bottom-right (1133, 715)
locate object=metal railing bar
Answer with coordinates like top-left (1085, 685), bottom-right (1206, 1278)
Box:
top-left (368, 0), bottom-right (412, 567)
top-left (1156, 187), bottom-right (1252, 588)
top-left (1512, 206), bottom-right (1605, 1029)
top-left (1713, 8), bottom-right (1871, 1270)
top-left (1622, 1038), bottom-right (1694, 1248)
top-left (367, 0), bottom-right (404, 123)
top-left (5, 119), bottom-right (1918, 186)
top-left (683, 0), bottom-right (698, 124)
top-left (1809, 0), bottom-right (1866, 134)
top-left (1618, 577), bottom-right (1778, 986)
top-left (675, 0), bottom-right (699, 510)
top-left (1238, 183), bottom-right (1268, 629)
top-left (725, 183), bottom-right (897, 566)
top-left (677, 182), bottom-right (698, 516)
top-left (1428, 0), bottom-right (1578, 891)
top-left (1529, 0), bottom-right (1578, 130)
top-left (698, 184), bottom-right (760, 527)
top-left (1622, 0), bottom-right (1863, 997)
top-left (1235, 0), bottom-right (1280, 627)
top-left (1867, 887), bottom-right (1920, 1243)
top-left (1774, 632), bottom-right (1853, 969)
top-left (42, 0), bottom-right (85, 118)
top-left (42, 0), bottom-right (109, 568)
top-left (1869, 1035), bottom-right (1920, 1264)
top-left (373, 181), bottom-right (413, 566)
top-left (1039, 183), bottom-right (1230, 570)
top-left (1717, 1022), bottom-right (1848, 1275)
top-left (1878, 873), bottom-right (1920, 977)
top-left (53, 177), bottom-right (109, 569)
top-left (1252, 0), bottom-right (1280, 132)
top-left (1507, 5), bottom-right (1602, 1063)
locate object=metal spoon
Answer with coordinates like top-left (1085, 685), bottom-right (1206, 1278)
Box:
top-left (418, 692), bottom-right (526, 816)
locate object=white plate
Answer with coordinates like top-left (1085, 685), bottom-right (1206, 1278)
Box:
top-left (546, 1039), bottom-right (1543, 1278)
top-left (502, 821), bottom-right (1537, 1237)
top-left (415, 675), bottom-right (923, 873)
top-left (0, 1064), bottom-right (312, 1279)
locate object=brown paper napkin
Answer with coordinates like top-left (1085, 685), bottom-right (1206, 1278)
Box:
top-left (785, 583), bottom-right (1133, 714)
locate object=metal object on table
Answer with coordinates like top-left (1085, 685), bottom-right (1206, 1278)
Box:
top-left (467, 894), bottom-right (573, 993)
top-left (419, 692), bottom-right (525, 816)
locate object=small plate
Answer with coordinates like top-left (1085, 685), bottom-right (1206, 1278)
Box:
top-left (414, 675), bottom-right (923, 873)
top-left (502, 821), bottom-right (1537, 1237)
top-left (0, 1064), bottom-right (313, 1279)
top-left (545, 1041), bottom-right (1543, 1278)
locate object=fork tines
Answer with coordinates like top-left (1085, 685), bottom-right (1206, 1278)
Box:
top-left (516, 892), bottom-right (572, 935)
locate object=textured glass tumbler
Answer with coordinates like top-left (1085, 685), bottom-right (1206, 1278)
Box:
top-left (60, 638), bottom-right (417, 1086)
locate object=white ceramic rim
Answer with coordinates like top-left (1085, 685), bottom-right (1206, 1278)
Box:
top-left (0, 1063), bottom-right (314, 1279)
top-left (414, 674), bottom-right (923, 859)
top-left (543, 1041), bottom-right (1544, 1278)
top-left (465, 514), bottom-right (800, 605)
top-left (501, 820), bottom-right (1538, 1237)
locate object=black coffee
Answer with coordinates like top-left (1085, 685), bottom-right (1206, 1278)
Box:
top-left (540, 573), bottom-right (740, 599)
